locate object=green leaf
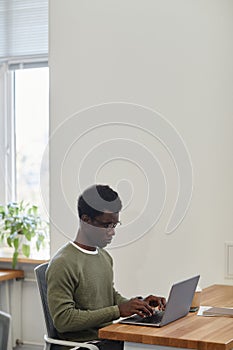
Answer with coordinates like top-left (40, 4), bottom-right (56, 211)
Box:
top-left (12, 251), bottom-right (19, 269)
top-left (36, 232), bottom-right (46, 250)
top-left (36, 240), bottom-right (41, 251)
top-left (19, 200), bottom-right (25, 211)
top-left (22, 244), bottom-right (30, 258)
top-left (13, 237), bottom-right (19, 250)
top-left (38, 233), bottom-right (45, 242)
top-left (8, 202), bottom-right (18, 216)
top-left (15, 222), bottom-right (23, 233)
top-left (32, 205), bottom-right (38, 216)
top-left (0, 205), bottom-right (5, 219)
top-left (23, 230), bottom-right (32, 241)
top-left (5, 219), bottom-right (12, 229)
top-left (7, 237), bottom-right (12, 247)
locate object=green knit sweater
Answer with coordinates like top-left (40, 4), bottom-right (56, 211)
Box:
top-left (46, 242), bottom-right (128, 341)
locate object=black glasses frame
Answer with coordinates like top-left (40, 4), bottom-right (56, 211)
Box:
top-left (92, 218), bottom-right (122, 229)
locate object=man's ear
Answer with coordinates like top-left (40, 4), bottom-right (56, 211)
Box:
top-left (81, 214), bottom-right (90, 223)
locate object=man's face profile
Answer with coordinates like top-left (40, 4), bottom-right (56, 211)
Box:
top-left (81, 212), bottom-right (120, 248)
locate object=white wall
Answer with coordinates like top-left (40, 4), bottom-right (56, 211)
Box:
top-left (49, 0), bottom-right (233, 297)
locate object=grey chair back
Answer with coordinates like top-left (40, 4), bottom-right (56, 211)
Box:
top-left (0, 310), bottom-right (11, 350)
top-left (35, 262), bottom-right (59, 339)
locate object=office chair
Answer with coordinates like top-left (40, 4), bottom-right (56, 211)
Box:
top-left (34, 262), bottom-right (99, 350)
top-left (0, 310), bottom-right (11, 350)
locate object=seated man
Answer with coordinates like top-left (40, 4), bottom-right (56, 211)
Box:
top-left (46, 184), bottom-right (166, 350)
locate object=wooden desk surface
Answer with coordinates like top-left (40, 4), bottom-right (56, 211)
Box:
top-left (0, 268), bottom-right (24, 281)
top-left (99, 285), bottom-right (233, 350)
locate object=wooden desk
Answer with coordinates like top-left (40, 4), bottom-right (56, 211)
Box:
top-left (0, 268), bottom-right (24, 281)
top-left (99, 285), bottom-right (233, 350)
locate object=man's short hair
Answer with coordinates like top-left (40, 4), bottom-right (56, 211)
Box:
top-left (77, 184), bottom-right (122, 219)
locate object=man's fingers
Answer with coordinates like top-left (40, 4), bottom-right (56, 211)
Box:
top-left (145, 295), bottom-right (167, 309)
top-left (159, 297), bottom-right (166, 310)
top-left (119, 298), bottom-right (155, 317)
top-left (135, 300), bottom-right (153, 316)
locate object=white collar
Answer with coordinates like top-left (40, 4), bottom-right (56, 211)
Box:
top-left (70, 241), bottom-right (98, 255)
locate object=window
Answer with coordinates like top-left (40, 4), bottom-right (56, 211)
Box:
top-left (0, 0), bottom-right (49, 259)
top-left (15, 66), bottom-right (49, 220)
top-left (0, 63), bottom-right (49, 209)
top-left (0, 63), bottom-right (50, 259)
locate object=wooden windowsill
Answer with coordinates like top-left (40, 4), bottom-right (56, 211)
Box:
top-left (0, 257), bottom-right (49, 264)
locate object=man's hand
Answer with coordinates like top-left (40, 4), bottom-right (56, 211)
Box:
top-left (118, 298), bottom-right (154, 317)
top-left (144, 295), bottom-right (166, 310)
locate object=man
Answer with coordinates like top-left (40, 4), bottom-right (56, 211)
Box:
top-left (46, 184), bottom-right (166, 350)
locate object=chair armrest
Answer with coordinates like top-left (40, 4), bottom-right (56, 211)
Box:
top-left (45, 335), bottom-right (99, 349)
top-left (70, 345), bottom-right (99, 350)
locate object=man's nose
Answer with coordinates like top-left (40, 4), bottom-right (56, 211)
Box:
top-left (107, 227), bottom-right (115, 236)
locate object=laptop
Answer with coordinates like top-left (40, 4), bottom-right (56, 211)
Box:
top-left (120, 275), bottom-right (200, 327)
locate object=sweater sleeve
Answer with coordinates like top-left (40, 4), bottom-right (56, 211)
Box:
top-left (113, 287), bottom-right (129, 305)
top-left (46, 258), bottom-right (120, 333)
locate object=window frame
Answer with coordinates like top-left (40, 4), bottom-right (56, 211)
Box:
top-left (0, 63), bottom-right (15, 204)
top-left (0, 57), bottom-right (48, 206)
top-left (0, 57), bottom-right (50, 260)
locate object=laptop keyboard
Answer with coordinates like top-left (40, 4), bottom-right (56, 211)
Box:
top-left (139, 310), bottom-right (164, 324)
top-left (128, 310), bottom-right (164, 324)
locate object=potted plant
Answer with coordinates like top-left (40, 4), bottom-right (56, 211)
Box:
top-left (0, 201), bottom-right (49, 268)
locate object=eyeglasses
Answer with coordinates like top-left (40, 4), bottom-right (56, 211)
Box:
top-left (92, 218), bottom-right (122, 229)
